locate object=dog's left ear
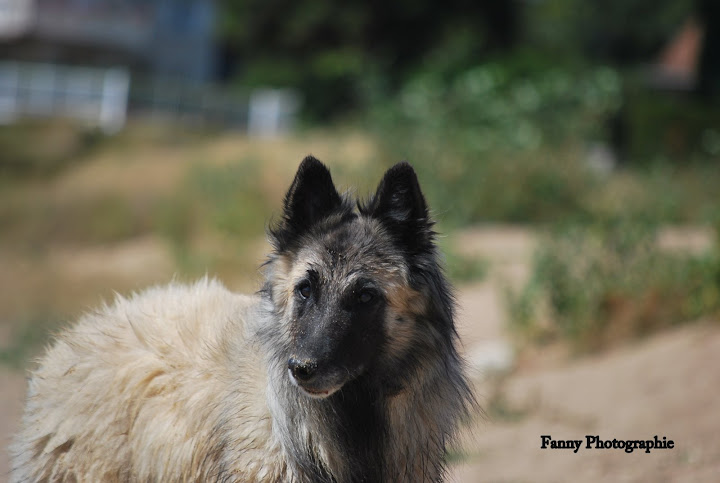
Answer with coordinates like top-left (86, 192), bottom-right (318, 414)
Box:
top-left (271, 156), bottom-right (342, 251)
top-left (365, 162), bottom-right (433, 252)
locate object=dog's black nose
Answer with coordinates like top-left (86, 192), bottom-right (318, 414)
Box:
top-left (288, 358), bottom-right (316, 382)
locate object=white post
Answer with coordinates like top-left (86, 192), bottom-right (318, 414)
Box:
top-left (248, 88), bottom-right (300, 138)
top-left (99, 67), bottom-right (130, 134)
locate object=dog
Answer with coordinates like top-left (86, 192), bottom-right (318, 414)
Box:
top-left (11, 157), bottom-right (475, 482)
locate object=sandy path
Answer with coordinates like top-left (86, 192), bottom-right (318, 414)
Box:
top-left (450, 322), bottom-right (720, 482)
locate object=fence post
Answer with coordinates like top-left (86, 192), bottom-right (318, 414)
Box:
top-left (99, 67), bottom-right (130, 133)
top-left (248, 88), bottom-right (300, 137)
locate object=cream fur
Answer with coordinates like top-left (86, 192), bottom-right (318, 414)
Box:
top-left (12, 276), bottom-right (471, 482)
top-left (11, 278), bottom-right (287, 482)
top-left (12, 158), bottom-right (476, 482)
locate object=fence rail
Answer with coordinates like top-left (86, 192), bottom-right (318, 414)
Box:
top-left (0, 61), bottom-right (300, 136)
top-left (0, 61), bottom-right (130, 133)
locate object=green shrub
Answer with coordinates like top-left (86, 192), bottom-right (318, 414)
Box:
top-left (368, 56), bottom-right (720, 227)
top-left (369, 58), bottom-right (622, 227)
top-left (509, 220), bottom-right (720, 351)
top-left (151, 158), bottom-right (277, 276)
top-left (188, 160), bottom-right (271, 240)
top-left (155, 159), bottom-right (273, 244)
top-left (439, 240), bottom-right (489, 283)
top-left (623, 86), bottom-right (720, 163)
top-left (376, 58), bottom-right (621, 151)
top-left (0, 314), bottom-right (64, 369)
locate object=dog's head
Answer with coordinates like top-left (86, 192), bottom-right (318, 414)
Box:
top-left (265, 157), bottom-right (450, 399)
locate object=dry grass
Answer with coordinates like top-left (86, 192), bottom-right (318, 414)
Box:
top-left (0, 122), bottom-right (383, 367)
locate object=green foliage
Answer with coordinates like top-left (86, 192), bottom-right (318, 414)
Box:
top-left (367, 50), bottom-right (720, 227)
top-left (218, 0), bottom-right (695, 119)
top-left (524, 0), bottom-right (694, 62)
top-left (188, 161), bottom-right (271, 239)
top-left (510, 221), bottom-right (720, 352)
top-left (219, 0), bottom-right (517, 119)
top-left (369, 57), bottom-right (622, 226)
top-left (0, 315), bottom-right (63, 369)
top-left (623, 86), bottom-right (720, 163)
top-left (152, 159), bottom-right (276, 275)
top-left (375, 56), bottom-right (622, 148)
top-left (156, 159), bottom-right (272, 244)
top-left (440, 242), bottom-right (489, 284)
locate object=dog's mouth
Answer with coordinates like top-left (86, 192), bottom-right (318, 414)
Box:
top-left (297, 384), bottom-right (341, 399)
top-left (287, 369), bottom-right (344, 399)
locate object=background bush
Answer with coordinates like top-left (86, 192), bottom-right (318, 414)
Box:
top-left (509, 220), bottom-right (720, 351)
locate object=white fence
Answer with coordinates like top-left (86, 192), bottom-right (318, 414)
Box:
top-left (0, 61), bottom-right (130, 133)
top-left (131, 78), bottom-right (301, 137)
top-left (0, 61), bottom-right (301, 136)
top-left (0, 62), bottom-right (300, 137)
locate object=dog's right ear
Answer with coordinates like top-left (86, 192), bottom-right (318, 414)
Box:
top-left (363, 162), bottom-right (434, 255)
top-left (270, 156), bottom-right (342, 250)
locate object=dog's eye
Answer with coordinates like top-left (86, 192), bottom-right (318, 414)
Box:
top-left (296, 281), bottom-right (312, 300)
top-left (358, 289), bottom-right (375, 304)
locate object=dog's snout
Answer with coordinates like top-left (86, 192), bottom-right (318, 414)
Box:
top-left (288, 358), bottom-right (317, 382)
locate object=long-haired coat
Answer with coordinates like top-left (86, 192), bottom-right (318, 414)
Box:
top-left (11, 157), bottom-right (475, 482)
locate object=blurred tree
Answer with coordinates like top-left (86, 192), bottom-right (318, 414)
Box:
top-left (525, 0), bottom-right (694, 64)
top-left (217, 0), bottom-right (518, 119)
top-left (217, 0), bottom-right (706, 120)
top-left (697, 0), bottom-right (720, 99)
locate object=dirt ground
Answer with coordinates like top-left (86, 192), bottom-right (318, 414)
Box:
top-left (444, 226), bottom-right (720, 482)
top-left (451, 313), bottom-right (720, 482)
